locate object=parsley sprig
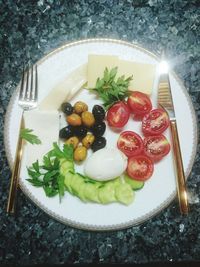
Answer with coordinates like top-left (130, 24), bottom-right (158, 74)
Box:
top-left (20, 128), bottom-right (42, 145)
top-left (26, 143), bottom-right (74, 201)
top-left (91, 67), bottom-right (133, 109)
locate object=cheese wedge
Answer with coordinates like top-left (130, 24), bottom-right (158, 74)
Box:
top-left (87, 54), bottom-right (119, 88)
top-left (39, 64), bottom-right (87, 111)
top-left (117, 60), bottom-right (156, 95)
top-left (87, 55), bottom-right (156, 95)
top-left (23, 110), bottom-right (59, 165)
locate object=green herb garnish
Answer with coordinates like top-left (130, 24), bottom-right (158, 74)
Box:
top-left (26, 143), bottom-right (74, 201)
top-left (51, 142), bottom-right (74, 161)
top-left (91, 67), bottom-right (133, 109)
top-left (20, 128), bottom-right (42, 145)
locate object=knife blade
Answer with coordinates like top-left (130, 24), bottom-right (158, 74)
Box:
top-left (158, 63), bottom-right (189, 215)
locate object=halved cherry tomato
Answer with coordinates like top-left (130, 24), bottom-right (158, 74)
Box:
top-left (144, 135), bottom-right (170, 161)
top-left (117, 131), bottom-right (144, 157)
top-left (127, 155), bottom-right (154, 181)
top-left (142, 109), bottom-right (169, 136)
top-left (106, 101), bottom-right (130, 128)
top-left (127, 91), bottom-right (152, 118)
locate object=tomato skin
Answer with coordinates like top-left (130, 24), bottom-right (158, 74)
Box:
top-left (127, 155), bottom-right (154, 181)
top-left (117, 131), bottom-right (144, 157)
top-left (106, 101), bottom-right (130, 128)
top-left (143, 135), bottom-right (170, 161)
top-left (127, 91), bottom-right (152, 117)
top-left (142, 109), bottom-right (169, 136)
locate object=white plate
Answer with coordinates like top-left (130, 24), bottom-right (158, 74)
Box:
top-left (4, 39), bottom-right (198, 231)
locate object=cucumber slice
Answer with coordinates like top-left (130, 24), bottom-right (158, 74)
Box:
top-left (70, 174), bottom-right (85, 196)
top-left (98, 182), bottom-right (116, 204)
top-left (65, 170), bottom-right (137, 205)
top-left (77, 175), bottom-right (102, 202)
top-left (112, 177), bottom-right (121, 187)
top-left (77, 182), bottom-right (88, 202)
top-left (60, 159), bottom-right (74, 174)
top-left (124, 174), bottom-right (144, 190)
top-left (115, 183), bottom-right (134, 205)
top-left (64, 171), bottom-right (74, 194)
top-left (83, 183), bottom-right (100, 203)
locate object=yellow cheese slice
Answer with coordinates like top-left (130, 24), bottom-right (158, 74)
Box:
top-left (117, 60), bottom-right (156, 95)
top-left (39, 64), bottom-right (87, 111)
top-left (87, 54), bottom-right (119, 88)
top-left (87, 55), bottom-right (156, 95)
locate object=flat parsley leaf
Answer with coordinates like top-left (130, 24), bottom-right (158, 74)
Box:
top-left (52, 142), bottom-right (74, 161)
top-left (26, 143), bottom-right (74, 202)
top-left (43, 185), bottom-right (58, 197)
top-left (63, 144), bottom-right (74, 161)
top-left (91, 67), bottom-right (133, 110)
top-left (20, 128), bottom-right (42, 145)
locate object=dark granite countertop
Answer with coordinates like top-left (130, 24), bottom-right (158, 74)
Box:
top-left (0, 0), bottom-right (200, 265)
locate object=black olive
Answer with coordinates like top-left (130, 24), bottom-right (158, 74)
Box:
top-left (59, 125), bottom-right (74, 139)
top-left (92, 105), bottom-right (105, 121)
top-left (61, 102), bottom-right (73, 115)
top-left (91, 137), bottom-right (106, 152)
top-left (74, 125), bottom-right (88, 138)
top-left (91, 122), bottom-right (106, 137)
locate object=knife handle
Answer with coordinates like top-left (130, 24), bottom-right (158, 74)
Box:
top-left (7, 115), bottom-right (24, 214)
top-left (170, 119), bottom-right (189, 215)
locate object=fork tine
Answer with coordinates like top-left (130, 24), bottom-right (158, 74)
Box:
top-left (33, 64), bottom-right (38, 102)
top-left (30, 65), bottom-right (36, 101)
top-left (25, 66), bottom-right (30, 99)
top-left (30, 65), bottom-right (34, 100)
top-left (19, 65), bottom-right (25, 100)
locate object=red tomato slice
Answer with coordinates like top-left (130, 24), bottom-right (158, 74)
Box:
top-left (127, 91), bottom-right (152, 117)
top-left (106, 101), bottom-right (130, 128)
top-left (117, 131), bottom-right (144, 157)
top-left (142, 109), bottom-right (169, 136)
top-left (144, 135), bottom-right (170, 161)
top-left (127, 155), bottom-right (154, 181)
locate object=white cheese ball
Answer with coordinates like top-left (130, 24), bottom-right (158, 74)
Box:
top-left (84, 148), bottom-right (127, 181)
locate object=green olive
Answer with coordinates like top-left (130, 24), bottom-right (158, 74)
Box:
top-left (82, 134), bottom-right (95, 148)
top-left (74, 146), bottom-right (87, 161)
top-left (66, 113), bottom-right (82, 126)
top-left (65, 136), bottom-right (79, 149)
top-left (74, 101), bottom-right (88, 114)
top-left (81, 111), bottom-right (95, 127)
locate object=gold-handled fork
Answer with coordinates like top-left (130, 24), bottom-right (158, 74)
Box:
top-left (158, 62), bottom-right (189, 215)
top-left (7, 64), bottom-right (38, 214)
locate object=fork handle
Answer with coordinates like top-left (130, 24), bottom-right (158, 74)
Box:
top-left (170, 119), bottom-right (189, 215)
top-left (7, 114), bottom-right (24, 214)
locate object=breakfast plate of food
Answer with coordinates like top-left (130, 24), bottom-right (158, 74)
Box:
top-left (4, 38), bottom-right (198, 231)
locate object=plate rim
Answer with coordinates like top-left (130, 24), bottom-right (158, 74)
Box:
top-left (4, 38), bottom-right (199, 231)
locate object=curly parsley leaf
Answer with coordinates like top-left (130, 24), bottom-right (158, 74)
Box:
top-left (91, 67), bottom-right (133, 110)
top-left (20, 128), bottom-right (42, 145)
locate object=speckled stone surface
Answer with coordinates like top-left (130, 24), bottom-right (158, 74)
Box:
top-left (0, 0), bottom-right (200, 265)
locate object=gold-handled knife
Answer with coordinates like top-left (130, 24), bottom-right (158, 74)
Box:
top-left (158, 61), bottom-right (189, 215)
